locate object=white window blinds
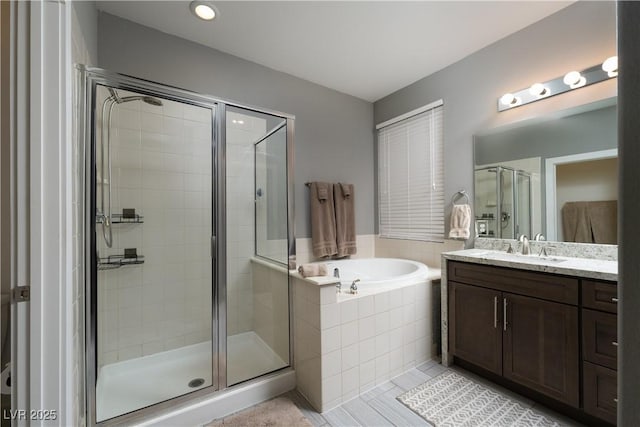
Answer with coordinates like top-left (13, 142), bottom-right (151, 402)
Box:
top-left (377, 102), bottom-right (444, 242)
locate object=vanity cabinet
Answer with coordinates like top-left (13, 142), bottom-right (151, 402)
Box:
top-left (582, 280), bottom-right (618, 424)
top-left (448, 262), bottom-right (579, 407)
top-left (502, 293), bottom-right (579, 407)
top-left (449, 282), bottom-right (502, 375)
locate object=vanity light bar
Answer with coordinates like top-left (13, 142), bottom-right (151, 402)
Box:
top-left (498, 56), bottom-right (618, 112)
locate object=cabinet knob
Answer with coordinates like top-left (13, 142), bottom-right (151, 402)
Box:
top-left (612, 341), bottom-right (619, 347)
top-left (614, 398), bottom-right (618, 403)
top-left (612, 297), bottom-right (619, 303)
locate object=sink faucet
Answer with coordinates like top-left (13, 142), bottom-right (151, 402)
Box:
top-left (503, 242), bottom-right (515, 254)
top-left (334, 268), bottom-right (340, 278)
top-left (519, 235), bottom-right (530, 255)
top-left (350, 279), bottom-right (360, 295)
top-left (538, 245), bottom-right (557, 257)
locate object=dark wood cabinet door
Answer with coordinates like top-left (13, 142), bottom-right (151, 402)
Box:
top-left (449, 281), bottom-right (502, 375)
top-left (584, 361), bottom-right (617, 425)
top-left (583, 309), bottom-right (618, 369)
top-left (503, 293), bottom-right (579, 407)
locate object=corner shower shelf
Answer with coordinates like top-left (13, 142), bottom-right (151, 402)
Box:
top-left (98, 254), bottom-right (145, 270)
top-left (96, 213), bottom-right (144, 224)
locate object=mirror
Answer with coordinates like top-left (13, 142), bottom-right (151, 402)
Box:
top-left (474, 99), bottom-right (617, 244)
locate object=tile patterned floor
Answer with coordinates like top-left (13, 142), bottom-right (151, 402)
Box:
top-left (282, 360), bottom-right (583, 427)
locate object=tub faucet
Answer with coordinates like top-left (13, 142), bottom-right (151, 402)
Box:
top-left (519, 235), bottom-right (530, 255)
top-left (350, 279), bottom-right (360, 295)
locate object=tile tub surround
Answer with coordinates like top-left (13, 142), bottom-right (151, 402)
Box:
top-left (474, 237), bottom-right (618, 261)
top-left (295, 235), bottom-right (376, 265)
top-left (292, 268), bottom-right (441, 412)
top-left (295, 235), bottom-right (464, 269)
top-left (439, 248), bottom-right (618, 367)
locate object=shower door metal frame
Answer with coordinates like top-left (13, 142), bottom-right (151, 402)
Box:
top-left (474, 165), bottom-right (533, 240)
top-left (81, 66), bottom-right (296, 426)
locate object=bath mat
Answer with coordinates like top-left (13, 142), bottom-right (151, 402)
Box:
top-left (397, 371), bottom-right (563, 427)
top-left (206, 396), bottom-right (314, 427)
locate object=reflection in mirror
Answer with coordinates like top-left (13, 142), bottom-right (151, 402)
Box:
top-left (474, 100), bottom-right (617, 244)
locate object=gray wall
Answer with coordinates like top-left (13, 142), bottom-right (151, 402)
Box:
top-left (72, 1), bottom-right (98, 65)
top-left (97, 12), bottom-right (374, 238)
top-left (374, 1), bottom-right (617, 236)
top-left (618, 2), bottom-right (640, 425)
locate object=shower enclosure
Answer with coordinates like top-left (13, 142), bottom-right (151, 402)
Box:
top-left (83, 68), bottom-right (294, 424)
top-left (474, 166), bottom-right (532, 239)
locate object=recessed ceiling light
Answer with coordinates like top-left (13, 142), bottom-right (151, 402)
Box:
top-left (190, 1), bottom-right (218, 21)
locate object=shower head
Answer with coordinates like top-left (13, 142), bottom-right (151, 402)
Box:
top-left (118, 95), bottom-right (163, 107)
top-left (142, 96), bottom-right (163, 106)
top-left (107, 88), bottom-right (163, 107)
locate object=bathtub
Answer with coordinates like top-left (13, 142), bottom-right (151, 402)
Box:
top-left (322, 258), bottom-right (430, 290)
top-left (294, 257), bottom-right (439, 411)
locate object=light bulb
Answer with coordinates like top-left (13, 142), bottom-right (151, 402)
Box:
top-left (602, 56), bottom-right (618, 77)
top-left (500, 93), bottom-right (516, 106)
top-left (529, 83), bottom-right (548, 97)
top-left (563, 71), bottom-right (586, 89)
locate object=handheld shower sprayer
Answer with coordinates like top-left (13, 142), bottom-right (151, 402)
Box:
top-left (98, 88), bottom-right (163, 247)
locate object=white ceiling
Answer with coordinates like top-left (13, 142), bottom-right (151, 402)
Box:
top-left (96, 1), bottom-right (573, 102)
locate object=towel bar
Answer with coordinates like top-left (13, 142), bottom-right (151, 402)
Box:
top-left (451, 189), bottom-right (470, 205)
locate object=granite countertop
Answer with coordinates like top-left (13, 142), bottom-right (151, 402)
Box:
top-left (442, 248), bottom-right (618, 282)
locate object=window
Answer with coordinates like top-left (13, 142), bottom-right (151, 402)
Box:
top-left (377, 101), bottom-right (444, 241)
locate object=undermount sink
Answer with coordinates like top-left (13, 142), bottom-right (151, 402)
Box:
top-left (480, 251), bottom-right (568, 264)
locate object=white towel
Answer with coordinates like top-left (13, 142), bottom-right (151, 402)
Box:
top-left (298, 263), bottom-right (329, 278)
top-left (449, 204), bottom-right (471, 239)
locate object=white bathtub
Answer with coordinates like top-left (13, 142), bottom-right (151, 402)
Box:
top-left (322, 258), bottom-right (429, 290)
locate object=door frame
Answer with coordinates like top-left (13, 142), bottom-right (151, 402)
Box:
top-left (544, 148), bottom-right (618, 241)
top-left (8, 0), bottom-right (75, 424)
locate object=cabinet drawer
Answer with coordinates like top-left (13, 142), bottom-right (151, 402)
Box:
top-left (583, 280), bottom-right (618, 314)
top-left (448, 261), bottom-right (578, 305)
top-left (584, 361), bottom-right (617, 425)
top-left (583, 309), bottom-right (617, 369)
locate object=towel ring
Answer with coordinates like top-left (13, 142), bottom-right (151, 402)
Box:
top-left (451, 190), bottom-right (470, 205)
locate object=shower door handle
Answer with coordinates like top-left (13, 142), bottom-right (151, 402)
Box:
top-left (211, 236), bottom-right (216, 259)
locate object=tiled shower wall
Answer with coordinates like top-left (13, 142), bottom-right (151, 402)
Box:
top-left (225, 112), bottom-right (266, 336)
top-left (96, 87), bottom-right (213, 368)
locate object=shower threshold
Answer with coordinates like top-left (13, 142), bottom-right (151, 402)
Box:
top-left (96, 332), bottom-right (286, 422)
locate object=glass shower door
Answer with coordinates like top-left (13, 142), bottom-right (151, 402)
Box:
top-left (474, 168), bottom-right (499, 238)
top-left (92, 84), bottom-right (215, 422)
top-left (515, 171), bottom-right (532, 239)
top-left (499, 167), bottom-right (515, 239)
top-left (225, 106), bottom-right (290, 386)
